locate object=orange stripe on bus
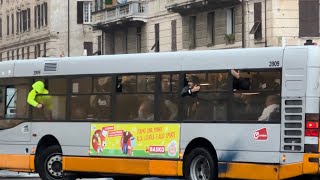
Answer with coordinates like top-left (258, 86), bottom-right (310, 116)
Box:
top-left (279, 163), bottom-right (302, 179)
top-left (63, 156), bottom-right (181, 176)
top-left (303, 153), bottom-right (320, 175)
top-left (224, 163), bottom-right (279, 180)
top-left (0, 154), bottom-right (33, 171)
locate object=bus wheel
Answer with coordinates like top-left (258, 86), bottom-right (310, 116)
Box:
top-left (184, 147), bottom-right (218, 180)
top-left (36, 145), bottom-right (64, 180)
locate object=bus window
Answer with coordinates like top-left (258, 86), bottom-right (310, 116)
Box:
top-left (0, 87), bottom-right (4, 118)
top-left (116, 75), bottom-right (137, 93)
top-left (93, 76), bottom-right (111, 93)
top-left (70, 76), bottom-right (112, 121)
top-left (182, 73), bottom-right (228, 121)
top-left (48, 78), bottom-right (67, 94)
top-left (31, 79), bottom-right (66, 121)
top-left (160, 74), bottom-right (179, 121)
top-left (6, 87), bottom-right (17, 118)
top-left (72, 77), bottom-right (92, 94)
top-left (115, 94), bottom-right (154, 121)
top-left (115, 75), bottom-right (155, 121)
top-left (138, 75), bottom-right (155, 92)
top-left (231, 69), bottom-right (281, 122)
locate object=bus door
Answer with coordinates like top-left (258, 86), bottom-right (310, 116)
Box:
top-left (0, 85), bottom-right (31, 143)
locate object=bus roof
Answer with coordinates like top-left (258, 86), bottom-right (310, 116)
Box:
top-left (0, 46), bottom-right (318, 78)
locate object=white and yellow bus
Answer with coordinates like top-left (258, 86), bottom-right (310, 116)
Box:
top-left (0, 45), bottom-right (320, 180)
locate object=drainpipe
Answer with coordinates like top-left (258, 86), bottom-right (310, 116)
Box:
top-left (265, 0), bottom-right (267, 47)
top-left (68, 0), bottom-right (70, 56)
top-left (242, 0), bottom-right (245, 48)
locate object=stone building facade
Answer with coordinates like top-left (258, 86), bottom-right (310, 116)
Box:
top-left (0, 0), bottom-right (97, 61)
top-left (92, 0), bottom-right (319, 55)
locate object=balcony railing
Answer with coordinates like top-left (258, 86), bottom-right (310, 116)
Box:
top-left (94, 1), bottom-right (148, 26)
top-left (166, 0), bottom-right (241, 14)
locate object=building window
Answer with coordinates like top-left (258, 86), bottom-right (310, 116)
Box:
top-left (22, 10), bottom-right (27, 32)
top-left (0, 52), bottom-right (2, 62)
top-left (151, 24), bottom-right (159, 52)
top-left (137, 27), bottom-right (141, 53)
top-left (44, 2), bottom-right (48, 26)
top-left (250, 3), bottom-right (262, 40)
top-left (27, 8), bottom-right (30, 30)
top-left (16, 48), bottom-right (19, 60)
top-left (83, 2), bottom-right (92, 23)
top-left (34, 6), bottom-right (37, 29)
top-left (171, 20), bottom-right (177, 51)
top-left (189, 16), bottom-right (196, 49)
top-left (207, 12), bottom-right (215, 46)
top-left (37, 44), bottom-right (41, 57)
top-left (16, 12), bottom-right (19, 34)
top-left (7, 51), bottom-right (9, 60)
top-left (95, 0), bottom-right (103, 11)
top-left (84, 42), bottom-right (93, 56)
top-left (11, 50), bottom-right (14, 60)
top-left (22, 47), bottom-right (24, 59)
top-left (20, 10), bottom-right (22, 32)
top-left (97, 36), bottom-right (102, 55)
top-left (227, 8), bottom-right (235, 34)
top-left (6, 15), bottom-right (9, 36)
top-left (77, 2), bottom-right (84, 24)
top-left (34, 45), bottom-right (37, 58)
top-left (43, 43), bottom-right (46, 57)
top-left (27, 46), bottom-right (29, 59)
top-left (11, 14), bottom-right (14, 35)
top-left (37, 5), bottom-right (40, 28)
top-left (0, 17), bottom-right (2, 39)
top-left (299, 0), bottom-right (319, 37)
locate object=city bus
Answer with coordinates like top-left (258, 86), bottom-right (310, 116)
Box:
top-left (0, 45), bottom-right (319, 180)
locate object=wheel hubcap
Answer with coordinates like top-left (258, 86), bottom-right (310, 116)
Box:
top-left (46, 154), bottom-right (63, 179)
top-left (190, 155), bottom-right (211, 180)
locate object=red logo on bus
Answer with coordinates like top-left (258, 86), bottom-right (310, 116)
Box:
top-left (253, 128), bottom-right (268, 141)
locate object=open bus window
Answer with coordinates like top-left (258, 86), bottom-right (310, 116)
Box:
top-left (230, 69), bottom-right (281, 122)
top-left (182, 73), bottom-right (228, 121)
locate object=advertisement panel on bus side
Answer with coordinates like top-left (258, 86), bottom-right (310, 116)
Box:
top-left (90, 123), bottom-right (180, 159)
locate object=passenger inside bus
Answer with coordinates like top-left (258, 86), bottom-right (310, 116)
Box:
top-left (160, 76), bottom-right (178, 120)
top-left (137, 99), bottom-right (154, 121)
top-left (258, 95), bottom-right (280, 121)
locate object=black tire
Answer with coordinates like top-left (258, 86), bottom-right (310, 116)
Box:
top-left (35, 145), bottom-right (65, 180)
top-left (183, 147), bottom-right (218, 180)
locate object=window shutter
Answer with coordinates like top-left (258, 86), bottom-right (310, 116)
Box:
top-left (171, 20), bottom-right (177, 51)
top-left (299, 0), bottom-right (319, 37)
top-left (77, 1), bottom-right (84, 24)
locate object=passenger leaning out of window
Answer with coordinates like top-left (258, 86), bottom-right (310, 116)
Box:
top-left (181, 75), bottom-right (201, 97)
top-left (27, 81), bottom-right (49, 109)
